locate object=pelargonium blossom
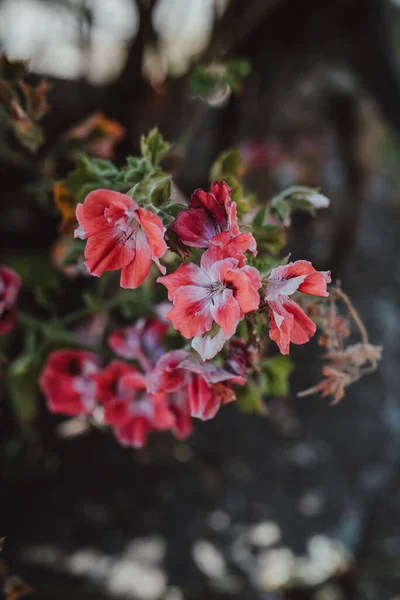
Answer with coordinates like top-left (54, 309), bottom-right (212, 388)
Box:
top-left (150, 350), bottom-right (245, 421)
top-left (265, 260), bottom-right (331, 355)
top-left (158, 246), bottom-right (261, 360)
top-left (75, 189), bottom-right (167, 289)
top-left (108, 316), bottom-right (169, 370)
top-left (172, 180), bottom-right (256, 255)
top-left (93, 360), bottom-right (174, 448)
top-left (0, 266), bottom-right (21, 335)
top-left (39, 350), bottom-right (100, 415)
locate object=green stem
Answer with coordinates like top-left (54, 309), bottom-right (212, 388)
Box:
top-left (19, 312), bottom-right (49, 331)
top-left (57, 296), bottom-right (121, 326)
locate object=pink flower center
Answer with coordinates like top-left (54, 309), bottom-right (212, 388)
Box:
top-left (104, 205), bottom-right (140, 243)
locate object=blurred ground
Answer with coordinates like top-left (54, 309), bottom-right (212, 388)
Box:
top-left (1, 160), bottom-right (400, 599)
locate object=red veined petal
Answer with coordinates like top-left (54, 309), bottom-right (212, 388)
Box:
top-left (164, 285), bottom-right (213, 338)
top-left (120, 229), bottom-right (152, 289)
top-left (157, 262), bottom-right (210, 301)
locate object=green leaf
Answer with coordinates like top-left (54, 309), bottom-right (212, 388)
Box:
top-left (140, 128), bottom-right (170, 167)
top-left (268, 186), bottom-right (329, 226)
top-left (7, 354), bottom-right (40, 425)
top-left (65, 155), bottom-right (119, 201)
top-left (210, 149), bottom-right (244, 181)
top-left (237, 380), bottom-right (268, 415)
top-left (264, 355), bottom-right (293, 397)
top-left (120, 156), bottom-right (149, 184)
top-left (132, 174), bottom-right (171, 207)
top-left (252, 205), bottom-right (268, 229)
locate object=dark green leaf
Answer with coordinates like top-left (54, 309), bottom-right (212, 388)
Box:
top-left (237, 380), bottom-right (268, 415)
top-left (7, 355), bottom-right (40, 424)
top-left (264, 355), bottom-right (293, 397)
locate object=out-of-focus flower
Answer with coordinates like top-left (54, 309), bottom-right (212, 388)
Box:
top-left (225, 339), bottom-right (249, 378)
top-left (108, 316), bottom-right (169, 370)
top-left (151, 350), bottom-right (245, 421)
top-left (66, 111), bottom-right (125, 159)
top-left (158, 246), bottom-right (261, 360)
top-left (172, 180), bottom-right (256, 256)
top-left (93, 360), bottom-right (174, 448)
top-left (75, 189), bottom-right (167, 289)
top-left (39, 350), bottom-right (100, 415)
top-left (240, 138), bottom-right (286, 170)
top-left (0, 266), bottom-right (21, 335)
top-left (266, 260), bottom-right (331, 354)
top-left (53, 181), bottom-right (77, 233)
top-left (51, 236), bottom-right (87, 278)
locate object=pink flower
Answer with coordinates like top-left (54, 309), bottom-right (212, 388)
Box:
top-left (39, 350), bottom-right (100, 415)
top-left (108, 316), bottom-right (169, 371)
top-left (151, 350), bottom-right (245, 421)
top-left (157, 246), bottom-right (261, 360)
top-left (93, 360), bottom-right (174, 448)
top-left (0, 266), bottom-right (21, 335)
top-left (266, 260), bottom-right (331, 354)
top-left (75, 189), bottom-right (167, 289)
top-left (172, 181), bottom-right (256, 255)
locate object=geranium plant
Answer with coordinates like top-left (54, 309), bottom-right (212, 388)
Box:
top-left (0, 55), bottom-right (381, 450)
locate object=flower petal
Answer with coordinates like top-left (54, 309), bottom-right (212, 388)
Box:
top-left (223, 268), bottom-right (260, 314)
top-left (136, 208), bottom-right (167, 258)
top-left (75, 189), bottom-right (134, 239)
top-left (191, 329), bottom-right (226, 361)
top-left (120, 229), bottom-right (152, 289)
top-left (210, 289), bottom-right (241, 339)
top-left (172, 207), bottom-right (218, 247)
top-left (164, 285), bottom-right (213, 338)
top-left (157, 262), bottom-right (210, 301)
top-left (84, 228), bottom-right (134, 277)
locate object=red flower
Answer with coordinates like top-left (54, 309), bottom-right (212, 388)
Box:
top-left (75, 189), bottom-right (167, 289)
top-left (93, 360), bottom-right (174, 448)
top-left (108, 316), bottom-right (168, 371)
top-left (266, 260), bottom-right (331, 354)
top-left (0, 266), bottom-right (21, 335)
top-left (225, 339), bottom-right (249, 378)
top-left (151, 350), bottom-right (245, 421)
top-left (158, 246), bottom-right (261, 360)
top-left (39, 350), bottom-right (100, 416)
top-left (172, 181), bottom-right (256, 256)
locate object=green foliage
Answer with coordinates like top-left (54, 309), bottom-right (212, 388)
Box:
top-left (237, 380), bottom-right (268, 415)
top-left (7, 353), bottom-right (40, 425)
top-left (0, 54), bottom-right (49, 152)
top-left (190, 58), bottom-right (251, 101)
top-left (263, 355), bottom-right (293, 396)
top-left (64, 128), bottom-right (172, 208)
top-left (268, 186), bottom-right (327, 225)
top-left (140, 127), bottom-right (171, 168)
top-left (209, 148), bottom-right (256, 215)
top-left (237, 355), bottom-right (293, 414)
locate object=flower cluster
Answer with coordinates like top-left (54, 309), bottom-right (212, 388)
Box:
top-left (72, 181), bottom-right (331, 364)
top-left (39, 316), bottom-right (244, 447)
top-left (0, 62), bottom-right (381, 451)
top-left (35, 179), bottom-right (338, 446)
top-left (0, 266), bottom-right (21, 335)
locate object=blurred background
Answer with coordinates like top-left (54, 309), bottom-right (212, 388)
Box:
top-left (1, 0), bottom-right (400, 598)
